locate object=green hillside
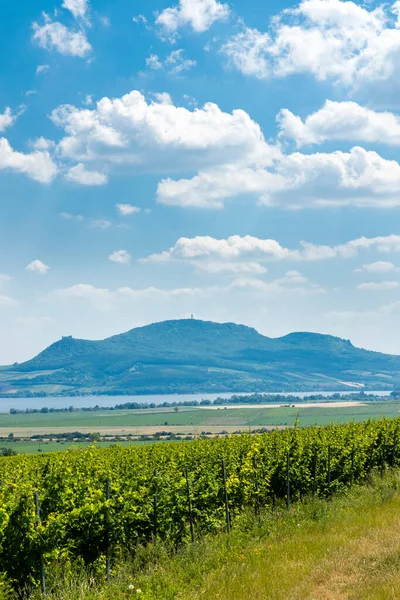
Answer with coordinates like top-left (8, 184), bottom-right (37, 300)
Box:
top-left (1, 318), bottom-right (399, 396)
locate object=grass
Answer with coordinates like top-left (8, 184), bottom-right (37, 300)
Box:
top-left (24, 473), bottom-right (400, 600)
top-left (0, 400), bottom-right (400, 439)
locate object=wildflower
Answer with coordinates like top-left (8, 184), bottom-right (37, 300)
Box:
top-left (136, 590), bottom-right (142, 595)
top-left (128, 584), bottom-right (135, 590)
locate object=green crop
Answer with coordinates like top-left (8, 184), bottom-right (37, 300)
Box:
top-left (0, 417), bottom-right (398, 596)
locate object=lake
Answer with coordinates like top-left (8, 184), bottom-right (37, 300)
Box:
top-left (0, 390), bottom-right (392, 412)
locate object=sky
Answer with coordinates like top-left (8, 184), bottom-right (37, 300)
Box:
top-left (2, 0), bottom-right (400, 363)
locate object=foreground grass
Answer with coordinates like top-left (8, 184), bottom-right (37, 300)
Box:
top-left (23, 474), bottom-right (400, 600)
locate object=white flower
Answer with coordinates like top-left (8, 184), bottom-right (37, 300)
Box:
top-left (136, 590), bottom-right (142, 595)
top-left (128, 584), bottom-right (135, 590)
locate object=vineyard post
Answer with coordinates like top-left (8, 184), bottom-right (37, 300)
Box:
top-left (327, 446), bottom-right (331, 488)
top-left (222, 460), bottom-right (231, 534)
top-left (185, 468), bottom-right (195, 544)
top-left (392, 432), bottom-right (398, 468)
top-left (253, 455), bottom-right (260, 519)
top-left (34, 492), bottom-right (46, 598)
top-left (380, 443), bottom-right (385, 478)
top-left (367, 446), bottom-right (374, 485)
top-left (286, 451), bottom-right (291, 510)
top-left (350, 446), bottom-right (355, 486)
top-left (312, 450), bottom-right (317, 500)
top-left (106, 478), bottom-right (111, 581)
top-left (153, 470), bottom-right (158, 542)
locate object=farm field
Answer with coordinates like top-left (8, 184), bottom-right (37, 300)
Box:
top-left (1, 400), bottom-right (400, 438)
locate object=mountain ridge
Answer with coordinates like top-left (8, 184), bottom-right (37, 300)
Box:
top-left (1, 319), bottom-right (399, 396)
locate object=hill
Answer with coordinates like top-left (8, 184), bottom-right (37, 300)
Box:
top-left (0, 318), bottom-right (399, 396)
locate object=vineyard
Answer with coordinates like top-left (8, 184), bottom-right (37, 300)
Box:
top-left (0, 417), bottom-right (399, 597)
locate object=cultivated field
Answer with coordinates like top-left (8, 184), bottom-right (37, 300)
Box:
top-left (1, 400), bottom-right (399, 439)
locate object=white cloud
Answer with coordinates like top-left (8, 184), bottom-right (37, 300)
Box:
top-left (195, 261), bottom-right (267, 274)
top-left (357, 280), bottom-right (400, 290)
top-left (146, 55), bottom-right (163, 70)
top-left (65, 163), bottom-right (107, 185)
top-left (143, 233), bottom-right (400, 265)
top-left (278, 100), bottom-right (400, 147)
top-left (0, 106), bottom-right (25, 133)
top-left (31, 137), bottom-right (56, 151)
top-left (60, 212), bottom-right (84, 221)
top-left (50, 90), bottom-right (276, 182)
top-left (26, 260), bottom-right (50, 274)
top-left (158, 146), bottom-right (400, 208)
top-left (109, 250), bottom-right (131, 264)
top-left (133, 15), bottom-right (148, 25)
top-left (116, 204), bottom-right (141, 216)
top-left (36, 64), bottom-right (49, 75)
top-left (62, 0), bottom-right (89, 21)
top-left (0, 138), bottom-right (57, 183)
top-left (229, 271), bottom-right (325, 294)
top-left (51, 283), bottom-right (211, 310)
top-left (146, 49), bottom-right (196, 74)
top-left (32, 18), bottom-right (91, 57)
top-left (156, 0), bottom-right (229, 37)
top-left (84, 95), bottom-right (93, 106)
top-left (90, 219), bottom-right (112, 229)
top-left (354, 261), bottom-right (398, 274)
top-left (221, 0), bottom-right (400, 87)
top-left (50, 271), bottom-right (323, 312)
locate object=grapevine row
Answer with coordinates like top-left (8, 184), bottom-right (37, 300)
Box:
top-left (0, 417), bottom-right (398, 595)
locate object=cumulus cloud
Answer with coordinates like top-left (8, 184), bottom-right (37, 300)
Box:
top-left (142, 233), bottom-right (400, 266)
top-left (0, 106), bottom-right (25, 132)
top-left (156, 0), bottom-right (229, 38)
top-left (109, 250), bottom-right (131, 264)
top-left (49, 90), bottom-right (276, 184)
top-left (26, 260), bottom-right (50, 274)
top-left (65, 163), bottom-right (107, 185)
top-left (158, 146), bottom-right (400, 208)
top-left (0, 138), bottom-right (57, 183)
top-left (195, 261), bottom-right (267, 274)
top-left (32, 18), bottom-right (91, 57)
top-left (116, 204), bottom-right (140, 216)
top-left (62, 0), bottom-right (89, 21)
top-left (354, 261), bottom-right (398, 274)
top-left (146, 49), bottom-right (196, 74)
top-left (221, 0), bottom-right (400, 87)
top-left (31, 137), bottom-right (56, 151)
top-left (278, 100), bottom-right (400, 147)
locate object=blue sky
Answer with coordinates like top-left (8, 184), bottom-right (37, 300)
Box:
top-left (2, 0), bottom-right (400, 363)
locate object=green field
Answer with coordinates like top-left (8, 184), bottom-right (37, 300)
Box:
top-left (1, 401), bottom-right (400, 434)
top-left (0, 440), bottom-right (161, 454)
